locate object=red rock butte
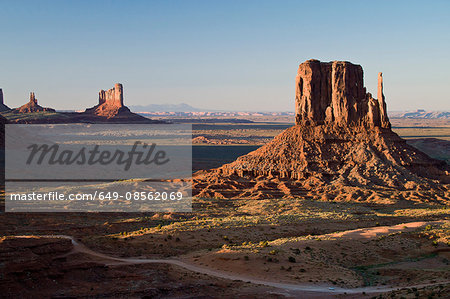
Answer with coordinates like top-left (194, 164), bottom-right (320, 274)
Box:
top-left (193, 60), bottom-right (449, 202)
top-left (85, 83), bottom-right (132, 118)
top-left (295, 60), bottom-right (390, 129)
top-left (13, 92), bottom-right (55, 113)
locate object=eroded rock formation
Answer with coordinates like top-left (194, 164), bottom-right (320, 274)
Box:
top-left (13, 92), bottom-right (55, 113)
top-left (294, 60), bottom-right (390, 129)
top-left (82, 83), bottom-right (162, 123)
top-left (193, 60), bottom-right (449, 202)
top-left (0, 88), bottom-right (11, 112)
top-left (85, 83), bottom-right (131, 118)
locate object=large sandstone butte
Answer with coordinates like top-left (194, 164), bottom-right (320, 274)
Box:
top-left (193, 60), bottom-right (449, 203)
top-left (295, 60), bottom-right (390, 129)
top-left (13, 92), bottom-right (56, 113)
top-left (85, 83), bottom-right (130, 117)
top-left (83, 83), bottom-right (158, 123)
top-left (0, 88), bottom-right (11, 112)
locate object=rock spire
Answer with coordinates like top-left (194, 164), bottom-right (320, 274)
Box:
top-left (13, 92), bottom-right (55, 113)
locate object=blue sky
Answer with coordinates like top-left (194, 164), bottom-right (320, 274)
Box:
top-left (1, 0), bottom-right (449, 111)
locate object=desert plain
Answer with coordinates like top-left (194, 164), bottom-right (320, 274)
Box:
top-left (1, 116), bottom-right (449, 299)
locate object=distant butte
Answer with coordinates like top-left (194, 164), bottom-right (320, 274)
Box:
top-left (13, 92), bottom-right (55, 113)
top-left (85, 83), bottom-right (130, 118)
top-left (0, 88), bottom-right (11, 112)
top-left (82, 83), bottom-right (160, 123)
top-left (1, 83), bottom-right (163, 124)
top-left (193, 59), bottom-right (449, 202)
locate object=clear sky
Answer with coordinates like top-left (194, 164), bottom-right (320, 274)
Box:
top-left (1, 0), bottom-right (449, 111)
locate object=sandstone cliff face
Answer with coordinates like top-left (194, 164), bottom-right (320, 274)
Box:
top-left (85, 83), bottom-right (132, 118)
top-left (13, 92), bottom-right (55, 113)
top-left (295, 60), bottom-right (390, 129)
top-left (0, 88), bottom-right (11, 112)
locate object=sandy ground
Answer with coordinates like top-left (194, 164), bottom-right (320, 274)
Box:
top-left (2, 219), bottom-right (449, 298)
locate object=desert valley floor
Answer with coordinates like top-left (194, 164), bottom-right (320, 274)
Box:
top-left (1, 117), bottom-right (449, 298)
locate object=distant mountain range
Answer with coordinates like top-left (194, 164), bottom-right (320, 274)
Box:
top-left (129, 103), bottom-right (207, 112)
top-left (389, 110), bottom-right (449, 119)
top-left (129, 104), bottom-right (449, 119)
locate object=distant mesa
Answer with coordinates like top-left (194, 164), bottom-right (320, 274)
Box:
top-left (85, 83), bottom-right (129, 118)
top-left (13, 92), bottom-right (55, 113)
top-left (82, 83), bottom-right (160, 123)
top-left (0, 88), bottom-right (11, 112)
top-left (389, 110), bottom-right (450, 119)
top-left (194, 59), bottom-right (449, 202)
top-left (1, 83), bottom-right (162, 124)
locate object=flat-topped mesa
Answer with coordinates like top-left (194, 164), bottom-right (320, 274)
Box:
top-left (295, 60), bottom-right (390, 129)
top-left (85, 83), bottom-right (131, 118)
top-left (0, 88), bottom-right (11, 111)
top-left (13, 92), bottom-right (55, 113)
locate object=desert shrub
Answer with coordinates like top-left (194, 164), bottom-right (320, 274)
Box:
top-left (259, 241), bottom-right (269, 247)
top-left (288, 256), bottom-right (296, 263)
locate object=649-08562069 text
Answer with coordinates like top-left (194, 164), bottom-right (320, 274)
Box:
top-left (8, 191), bottom-right (185, 201)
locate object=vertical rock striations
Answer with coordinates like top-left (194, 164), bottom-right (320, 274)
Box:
top-left (85, 83), bottom-right (131, 118)
top-left (97, 83), bottom-right (124, 108)
top-left (377, 72), bottom-right (390, 128)
top-left (83, 83), bottom-right (158, 122)
top-left (295, 60), bottom-right (390, 129)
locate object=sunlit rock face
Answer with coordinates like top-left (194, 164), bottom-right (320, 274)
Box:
top-left (85, 83), bottom-right (131, 118)
top-left (295, 60), bottom-right (390, 129)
